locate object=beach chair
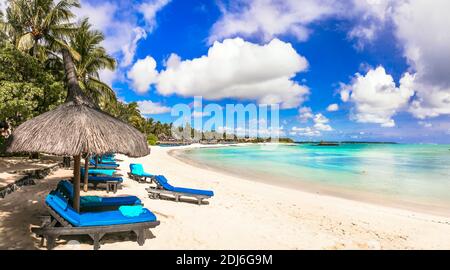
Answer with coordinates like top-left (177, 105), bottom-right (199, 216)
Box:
top-left (32, 192), bottom-right (159, 250)
top-left (96, 153), bottom-right (116, 162)
top-left (128, 163), bottom-right (155, 183)
top-left (146, 175), bottom-right (214, 205)
top-left (80, 174), bottom-right (123, 193)
top-left (56, 180), bottom-right (141, 211)
top-left (98, 160), bottom-right (118, 165)
top-left (81, 168), bottom-right (119, 177)
top-left (98, 156), bottom-right (118, 165)
top-left (101, 153), bottom-right (115, 160)
top-left (89, 159), bottom-right (120, 169)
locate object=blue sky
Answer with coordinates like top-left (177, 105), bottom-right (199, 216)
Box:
top-left (69, 0), bottom-right (450, 143)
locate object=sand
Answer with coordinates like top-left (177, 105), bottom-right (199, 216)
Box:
top-left (1, 144), bottom-right (450, 250)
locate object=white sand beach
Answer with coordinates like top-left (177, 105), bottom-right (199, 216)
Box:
top-left (1, 144), bottom-right (450, 250)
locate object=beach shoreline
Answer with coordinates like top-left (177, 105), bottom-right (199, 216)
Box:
top-left (1, 144), bottom-right (450, 250)
top-left (168, 144), bottom-right (450, 217)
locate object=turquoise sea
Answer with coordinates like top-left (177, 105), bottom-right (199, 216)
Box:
top-left (181, 144), bottom-right (450, 215)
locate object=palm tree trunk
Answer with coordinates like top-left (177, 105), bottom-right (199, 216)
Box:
top-left (61, 48), bottom-right (97, 108)
top-left (73, 154), bottom-right (81, 212)
top-left (62, 48), bottom-right (82, 100)
top-left (84, 154), bottom-right (90, 192)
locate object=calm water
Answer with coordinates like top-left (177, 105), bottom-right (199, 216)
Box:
top-left (182, 144), bottom-right (450, 213)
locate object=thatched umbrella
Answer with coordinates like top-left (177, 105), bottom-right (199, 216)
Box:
top-left (6, 48), bottom-right (149, 212)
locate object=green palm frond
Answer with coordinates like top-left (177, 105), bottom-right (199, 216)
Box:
top-left (47, 35), bottom-right (81, 60)
top-left (86, 76), bottom-right (117, 101)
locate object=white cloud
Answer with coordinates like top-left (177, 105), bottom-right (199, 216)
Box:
top-left (75, 0), bottom-right (169, 68)
top-left (291, 126), bottom-right (321, 137)
top-left (209, 0), bottom-right (402, 45)
top-left (393, 0), bottom-right (450, 119)
top-left (163, 53), bottom-right (181, 68)
top-left (326, 103), bottom-right (339, 112)
top-left (137, 100), bottom-right (171, 115)
top-left (346, 0), bottom-right (394, 47)
top-left (74, 1), bottom-right (139, 68)
top-left (157, 38), bottom-right (309, 108)
top-left (313, 113), bottom-right (333, 131)
top-left (75, 1), bottom-right (121, 53)
top-left (75, 1), bottom-right (117, 33)
top-left (340, 66), bottom-right (415, 127)
top-left (298, 107), bottom-right (314, 122)
top-left (209, 0), bottom-right (341, 43)
top-left (121, 27), bottom-right (147, 67)
top-left (139, 0), bottom-right (171, 31)
top-left (127, 56), bottom-right (159, 93)
top-left (209, 0), bottom-right (399, 46)
top-left (98, 69), bottom-right (120, 88)
top-left (292, 112), bottom-right (333, 137)
top-left (345, 0), bottom-right (450, 119)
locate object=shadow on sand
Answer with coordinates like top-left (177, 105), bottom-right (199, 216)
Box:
top-left (0, 169), bottom-right (156, 250)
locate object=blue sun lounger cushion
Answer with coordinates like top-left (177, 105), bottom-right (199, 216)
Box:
top-left (172, 187), bottom-right (214, 197)
top-left (90, 159), bottom-right (119, 168)
top-left (130, 163), bottom-right (153, 178)
top-left (99, 158), bottom-right (118, 165)
top-left (45, 193), bottom-right (157, 227)
top-left (56, 180), bottom-right (141, 208)
top-left (81, 168), bottom-right (116, 176)
top-left (84, 175), bottom-right (123, 183)
top-left (154, 175), bottom-right (174, 191)
top-left (154, 175), bottom-right (214, 197)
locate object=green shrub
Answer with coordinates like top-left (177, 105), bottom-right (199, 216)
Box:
top-left (147, 134), bottom-right (158, 145)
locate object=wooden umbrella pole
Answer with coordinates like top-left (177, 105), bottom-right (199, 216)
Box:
top-left (83, 154), bottom-right (90, 192)
top-left (73, 155), bottom-right (81, 212)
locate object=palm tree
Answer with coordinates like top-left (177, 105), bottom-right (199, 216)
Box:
top-left (70, 18), bottom-right (116, 105)
top-left (3, 1), bottom-right (117, 108)
top-left (3, 0), bottom-right (80, 60)
top-left (145, 118), bottom-right (155, 134)
top-left (105, 101), bottom-right (145, 130)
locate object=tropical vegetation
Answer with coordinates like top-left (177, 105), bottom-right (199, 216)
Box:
top-left (0, 0), bottom-right (168, 149)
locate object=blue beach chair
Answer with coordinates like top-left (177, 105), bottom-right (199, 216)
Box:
top-left (89, 158), bottom-right (120, 169)
top-left (56, 180), bottom-right (141, 210)
top-left (80, 174), bottom-right (123, 193)
top-left (31, 192), bottom-right (159, 250)
top-left (99, 156), bottom-right (118, 164)
top-left (81, 167), bottom-right (117, 176)
top-left (128, 163), bottom-right (154, 183)
top-left (146, 175), bottom-right (214, 205)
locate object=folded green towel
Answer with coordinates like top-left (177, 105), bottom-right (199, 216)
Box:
top-left (80, 196), bottom-right (103, 204)
top-left (119, 205), bottom-right (144, 217)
